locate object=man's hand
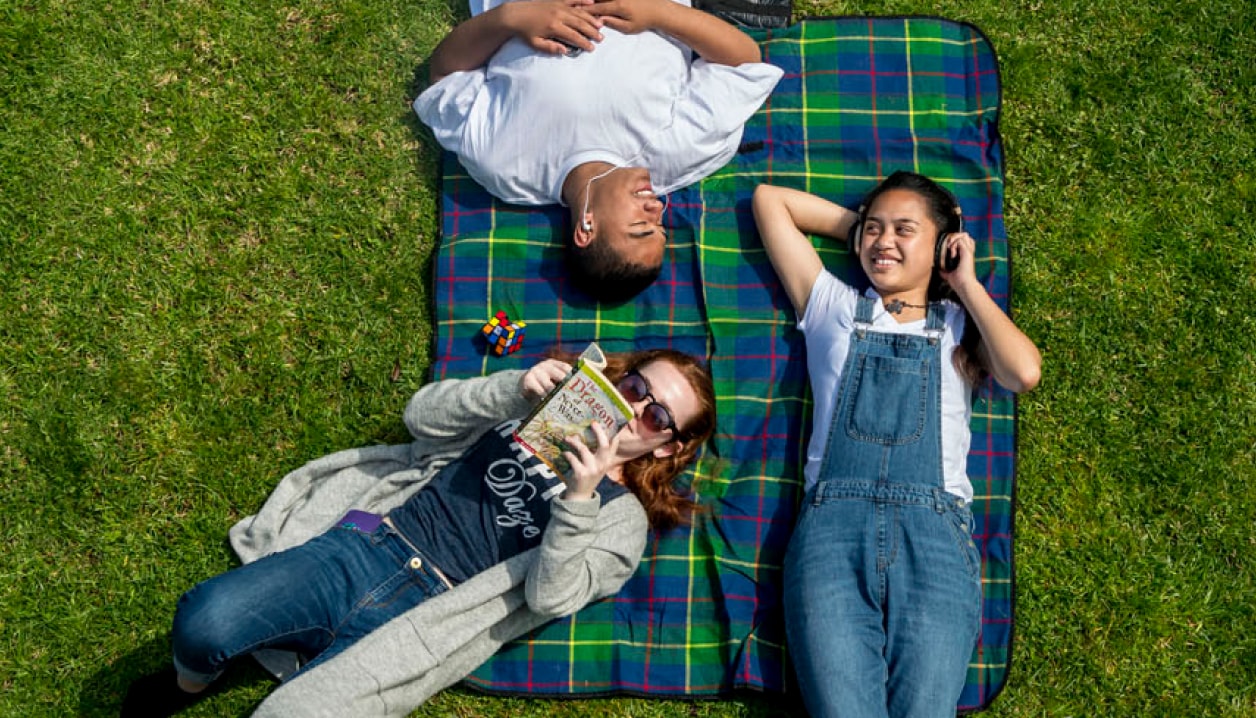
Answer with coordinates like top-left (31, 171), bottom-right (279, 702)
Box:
top-left (502, 0), bottom-right (605, 55)
top-left (587, 0), bottom-right (761, 65)
top-left (586, 0), bottom-right (670, 34)
top-left (430, 0), bottom-right (604, 81)
top-left (561, 422), bottom-right (620, 501)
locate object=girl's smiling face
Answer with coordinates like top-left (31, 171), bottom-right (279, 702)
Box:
top-left (612, 359), bottom-right (702, 462)
top-left (859, 188), bottom-right (939, 296)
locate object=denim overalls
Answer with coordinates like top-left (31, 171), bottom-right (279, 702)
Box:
top-left (783, 295), bottom-right (981, 718)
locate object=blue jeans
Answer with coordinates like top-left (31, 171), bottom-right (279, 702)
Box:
top-left (172, 521), bottom-right (448, 684)
top-left (783, 483), bottom-right (981, 718)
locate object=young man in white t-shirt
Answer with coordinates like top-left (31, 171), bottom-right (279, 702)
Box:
top-left (415, 0), bottom-right (782, 302)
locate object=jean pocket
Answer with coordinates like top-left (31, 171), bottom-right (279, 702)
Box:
top-left (364, 570), bottom-right (409, 610)
top-left (844, 354), bottom-right (928, 445)
top-left (791, 496), bottom-right (817, 534)
top-left (942, 507), bottom-right (981, 582)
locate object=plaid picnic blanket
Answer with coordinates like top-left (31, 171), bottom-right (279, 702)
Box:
top-left (430, 17), bottom-right (1012, 712)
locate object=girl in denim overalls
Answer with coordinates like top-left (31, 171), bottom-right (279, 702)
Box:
top-left (752, 172), bottom-right (1041, 718)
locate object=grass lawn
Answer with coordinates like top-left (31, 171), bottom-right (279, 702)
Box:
top-left (2, 0), bottom-right (1253, 715)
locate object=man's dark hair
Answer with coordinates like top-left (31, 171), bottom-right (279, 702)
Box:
top-left (565, 237), bottom-right (662, 304)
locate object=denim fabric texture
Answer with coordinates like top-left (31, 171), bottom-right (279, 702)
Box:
top-left (784, 296), bottom-right (981, 718)
top-left (172, 518), bottom-right (448, 684)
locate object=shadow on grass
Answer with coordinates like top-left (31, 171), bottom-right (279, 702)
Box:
top-left (79, 636), bottom-right (273, 718)
top-left (82, 639), bottom-right (806, 717)
top-left (444, 682), bottom-right (809, 717)
top-left (719, 690), bottom-right (807, 717)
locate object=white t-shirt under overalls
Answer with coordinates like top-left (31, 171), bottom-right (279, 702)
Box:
top-left (798, 271), bottom-right (974, 502)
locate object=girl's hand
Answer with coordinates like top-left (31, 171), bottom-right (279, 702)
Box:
top-left (502, 0), bottom-right (604, 55)
top-left (942, 231), bottom-right (1042, 394)
top-left (561, 421), bottom-right (620, 501)
top-left (519, 359), bottom-right (572, 404)
top-left (939, 231), bottom-right (979, 292)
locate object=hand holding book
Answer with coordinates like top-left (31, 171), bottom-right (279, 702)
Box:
top-left (515, 343), bottom-right (633, 478)
top-left (519, 358), bottom-right (573, 404)
top-left (560, 421), bottom-right (622, 501)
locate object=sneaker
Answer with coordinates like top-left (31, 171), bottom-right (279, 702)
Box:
top-left (120, 665), bottom-right (210, 718)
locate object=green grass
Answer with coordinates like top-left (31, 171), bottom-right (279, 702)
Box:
top-left (2, 0), bottom-right (1254, 715)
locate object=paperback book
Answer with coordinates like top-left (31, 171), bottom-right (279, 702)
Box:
top-left (515, 343), bottom-right (633, 476)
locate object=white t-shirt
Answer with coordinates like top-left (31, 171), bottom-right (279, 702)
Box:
top-left (798, 271), bottom-right (975, 502)
top-left (414, 0), bottom-right (783, 205)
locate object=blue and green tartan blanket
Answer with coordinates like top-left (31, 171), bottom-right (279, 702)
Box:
top-left (430, 17), bottom-right (1013, 712)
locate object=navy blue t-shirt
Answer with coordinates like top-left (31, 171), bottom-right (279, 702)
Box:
top-left (386, 419), bottom-right (629, 584)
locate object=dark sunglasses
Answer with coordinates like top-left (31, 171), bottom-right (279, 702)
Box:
top-left (616, 370), bottom-right (685, 441)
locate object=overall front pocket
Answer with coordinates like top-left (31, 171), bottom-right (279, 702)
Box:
top-left (844, 354), bottom-right (928, 445)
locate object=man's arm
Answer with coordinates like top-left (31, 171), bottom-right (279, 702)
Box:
top-left (429, 0), bottom-right (605, 82)
top-left (588, 0), bottom-right (761, 66)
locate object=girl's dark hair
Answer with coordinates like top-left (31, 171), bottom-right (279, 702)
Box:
top-left (550, 348), bottom-right (716, 531)
top-left (861, 171), bottom-right (987, 386)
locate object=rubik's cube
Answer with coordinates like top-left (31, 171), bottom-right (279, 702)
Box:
top-left (481, 311), bottom-right (526, 356)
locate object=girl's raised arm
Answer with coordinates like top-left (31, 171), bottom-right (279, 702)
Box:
top-left (940, 232), bottom-right (1042, 393)
top-left (751, 184), bottom-right (859, 318)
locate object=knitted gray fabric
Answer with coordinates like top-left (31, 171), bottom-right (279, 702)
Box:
top-left (225, 371), bottom-right (648, 717)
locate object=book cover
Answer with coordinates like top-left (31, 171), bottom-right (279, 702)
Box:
top-left (514, 343), bottom-right (634, 477)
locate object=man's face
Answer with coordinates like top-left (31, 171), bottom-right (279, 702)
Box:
top-left (586, 167), bottom-right (667, 271)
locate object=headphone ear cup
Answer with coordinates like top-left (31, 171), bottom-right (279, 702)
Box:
top-left (936, 233), bottom-right (960, 272)
top-left (936, 202), bottom-right (964, 271)
top-left (849, 206), bottom-right (865, 256)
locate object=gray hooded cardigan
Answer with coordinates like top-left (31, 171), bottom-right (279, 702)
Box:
top-left (225, 370), bottom-right (649, 717)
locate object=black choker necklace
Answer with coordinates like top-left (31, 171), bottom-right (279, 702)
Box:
top-left (884, 299), bottom-right (926, 314)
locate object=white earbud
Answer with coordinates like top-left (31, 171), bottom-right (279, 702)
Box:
top-left (578, 159), bottom-right (666, 236)
top-left (580, 164), bottom-right (624, 234)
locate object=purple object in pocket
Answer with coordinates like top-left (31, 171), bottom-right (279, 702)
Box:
top-left (338, 509), bottom-right (382, 533)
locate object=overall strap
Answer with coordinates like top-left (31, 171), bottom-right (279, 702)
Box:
top-left (853, 294), bottom-right (876, 338)
top-left (924, 301), bottom-right (946, 345)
